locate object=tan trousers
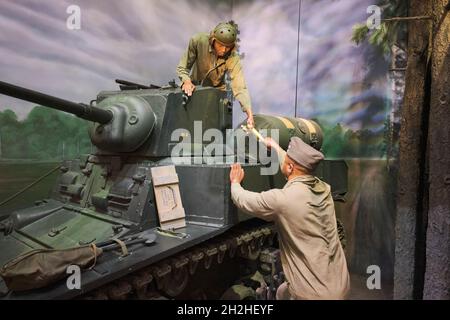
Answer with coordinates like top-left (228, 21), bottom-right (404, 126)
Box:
top-left (276, 281), bottom-right (295, 300)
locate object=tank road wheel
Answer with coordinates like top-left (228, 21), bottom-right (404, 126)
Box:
top-left (239, 232), bottom-right (262, 260)
top-left (250, 231), bottom-right (265, 257)
top-left (203, 247), bottom-right (218, 270)
top-left (152, 263), bottom-right (171, 291)
top-left (261, 228), bottom-right (272, 245)
top-left (244, 242), bottom-right (262, 260)
top-left (227, 238), bottom-right (238, 258)
top-left (188, 251), bottom-right (204, 275)
top-left (217, 243), bottom-right (228, 264)
top-left (162, 257), bottom-right (190, 297)
top-left (106, 280), bottom-right (132, 300)
top-left (129, 270), bottom-right (154, 299)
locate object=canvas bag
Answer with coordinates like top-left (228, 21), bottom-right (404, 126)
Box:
top-left (0, 244), bottom-right (102, 292)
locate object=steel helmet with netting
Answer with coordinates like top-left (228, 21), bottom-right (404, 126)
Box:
top-left (211, 21), bottom-right (238, 46)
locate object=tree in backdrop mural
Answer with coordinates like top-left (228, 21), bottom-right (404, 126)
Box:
top-left (0, 107), bottom-right (91, 160)
top-left (345, 0), bottom-right (407, 284)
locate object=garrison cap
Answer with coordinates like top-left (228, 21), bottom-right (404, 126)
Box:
top-left (286, 137), bottom-right (324, 171)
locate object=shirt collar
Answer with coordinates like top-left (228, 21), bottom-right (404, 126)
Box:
top-left (284, 175), bottom-right (316, 188)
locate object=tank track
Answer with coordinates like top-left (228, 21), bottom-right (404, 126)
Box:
top-left (81, 221), bottom-right (277, 300)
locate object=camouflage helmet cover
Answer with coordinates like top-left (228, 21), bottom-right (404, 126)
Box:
top-left (211, 21), bottom-right (238, 46)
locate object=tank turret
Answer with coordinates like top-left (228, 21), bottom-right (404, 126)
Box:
top-left (0, 80), bottom-right (157, 153)
top-left (0, 80), bottom-right (231, 155)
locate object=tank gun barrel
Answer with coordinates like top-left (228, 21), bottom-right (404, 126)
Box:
top-left (0, 80), bottom-right (113, 124)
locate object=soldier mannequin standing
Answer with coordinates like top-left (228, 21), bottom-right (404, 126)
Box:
top-left (229, 137), bottom-right (350, 299)
top-left (177, 21), bottom-right (254, 128)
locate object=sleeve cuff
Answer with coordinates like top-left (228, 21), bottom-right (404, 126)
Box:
top-left (241, 106), bottom-right (251, 113)
top-left (231, 182), bottom-right (242, 194)
top-left (180, 75), bottom-right (191, 83)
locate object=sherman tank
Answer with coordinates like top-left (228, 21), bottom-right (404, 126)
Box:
top-left (0, 79), bottom-right (347, 300)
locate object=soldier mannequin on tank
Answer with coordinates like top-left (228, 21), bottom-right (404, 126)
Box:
top-left (177, 21), bottom-right (254, 129)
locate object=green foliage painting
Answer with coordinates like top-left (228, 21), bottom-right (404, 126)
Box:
top-left (319, 121), bottom-right (390, 159)
top-left (0, 107), bottom-right (92, 160)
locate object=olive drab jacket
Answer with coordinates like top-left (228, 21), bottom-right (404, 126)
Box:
top-left (176, 32), bottom-right (252, 113)
top-left (231, 150), bottom-right (350, 299)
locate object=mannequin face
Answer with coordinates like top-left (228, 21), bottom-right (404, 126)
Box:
top-left (213, 40), bottom-right (234, 57)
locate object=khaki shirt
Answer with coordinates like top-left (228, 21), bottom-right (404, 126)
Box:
top-left (231, 165), bottom-right (350, 299)
top-left (176, 32), bottom-right (252, 112)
